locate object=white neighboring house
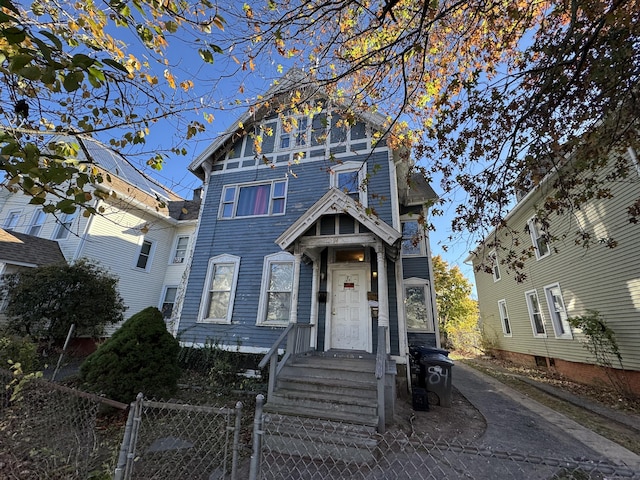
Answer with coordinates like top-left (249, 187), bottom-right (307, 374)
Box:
top-left (0, 137), bottom-right (201, 333)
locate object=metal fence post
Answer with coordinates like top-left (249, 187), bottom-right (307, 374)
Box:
top-left (231, 401), bottom-right (243, 480)
top-left (113, 401), bottom-right (137, 480)
top-left (248, 394), bottom-right (264, 480)
top-left (122, 393), bottom-right (144, 480)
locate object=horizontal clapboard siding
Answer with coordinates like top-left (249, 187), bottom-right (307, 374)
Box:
top-left (474, 156), bottom-right (640, 371)
top-left (179, 149), bottom-right (396, 349)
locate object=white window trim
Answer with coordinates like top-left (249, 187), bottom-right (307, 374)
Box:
top-left (543, 282), bottom-right (573, 339)
top-left (525, 289), bottom-right (547, 338)
top-left (403, 277), bottom-right (434, 332)
top-left (400, 217), bottom-right (427, 257)
top-left (159, 285), bottom-right (178, 319)
top-left (3, 210), bottom-right (22, 230)
top-left (27, 210), bottom-right (46, 236)
top-left (277, 114), bottom-right (310, 152)
top-left (330, 161), bottom-right (367, 207)
top-left (497, 299), bottom-right (512, 337)
top-left (198, 254), bottom-right (241, 324)
top-left (257, 252), bottom-right (295, 326)
top-left (133, 238), bottom-right (155, 272)
top-left (490, 250), bottom-right (501, 282)
top-left (52, 211), bottom-right (77, 240)
top-left (219, 179), bottom-right (288, 219)
top-left (170, 235), bottom-right (190, 264)
top-left (528, 216), bottom-right (550, 260)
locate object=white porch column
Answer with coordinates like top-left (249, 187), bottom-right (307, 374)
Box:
top-left (375, 240), bottom-right (390, 330)
top-left (290, 245), bottom-right (302, 324)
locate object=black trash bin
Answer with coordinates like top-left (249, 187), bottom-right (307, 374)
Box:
top-left (409, 345), bottom-right (450, 387)
top-left (419, 353), bottom-right (454, 407)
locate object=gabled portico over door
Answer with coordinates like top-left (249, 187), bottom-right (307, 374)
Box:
top-left (276, 188), bottom-right (401, 355)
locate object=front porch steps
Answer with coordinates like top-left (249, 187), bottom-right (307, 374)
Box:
top-left (263, 352), bottom-right (379, 427)
top-left (262, 352), bottom-right (381, 464)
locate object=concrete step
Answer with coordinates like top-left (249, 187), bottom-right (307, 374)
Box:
top-left (276, 375), bottom-right (375, 398)
top-left (270, 391), bottom-right (378, 417)
top-left (263, 413), bottom-right (378, 464)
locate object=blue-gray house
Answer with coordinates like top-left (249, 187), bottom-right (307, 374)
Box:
top-left (175, 70), bottom-right (439, 429)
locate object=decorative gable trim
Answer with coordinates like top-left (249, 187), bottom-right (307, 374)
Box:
top-left (276, 188), bottom-right (401, 250)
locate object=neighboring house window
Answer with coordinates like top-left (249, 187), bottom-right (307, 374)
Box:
top-left (135, 239), bottom-right (154, 271)
top-left (172, 236), bottom-right (190, 263)
top-left (257, 252), bottom-right (294, 326)
top-left (27, 210), bottom-right (46, 236)
top-left (528, 217), bottom-right (550, 259)
top-left (490, 250), bottom-right (501, 281)
top-left (525, 289), bottom-right (546, 337)
top-left (3, 211), bottom-right (21, 230)
top-left (404, 278), bottom-right (434, 332)
top-left (330, 162), bottom-right (367, 205)
top-left (497, 299), bottom-right (511, 336)
top-left (52, 212), bottom-right (77, 240)
top-left (220, 180), bottom-right (287, 218)
top-left (160, 286), bottom-right (178, 319)
top-left (199, 254), bottom-right (240, 323)
top-left (279, 115), bottom-right (308, 150)
top-left (544, 283), bottom-right (572, 339)
top-left (401, 220), bottom-right (426, 257)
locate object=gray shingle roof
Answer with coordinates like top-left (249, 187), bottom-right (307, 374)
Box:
top-left (0, 228), bottom-right (66, 267)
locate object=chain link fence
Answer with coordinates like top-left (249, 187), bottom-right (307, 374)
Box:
top-left (0, 367), bottom-right (127, 479)
top-left (114, 394), bottom-right (246, 480)
top-left (2, 368), bottom-right (638, 479)
top-left (253, 403), bottom-right (639, 480)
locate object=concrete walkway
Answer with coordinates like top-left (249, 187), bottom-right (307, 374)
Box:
top-left (453, 362), bottom-right (640, 473)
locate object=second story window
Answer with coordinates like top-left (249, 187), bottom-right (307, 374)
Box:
top-left (53, 212), bottom-right (77, 240)
top-left (135, 239), bottom-right (154, 271)
top-left (3, 211), bottom-right (21, 231)
top-left (330, 162), bottom-right (367, 206)
top-left (528, 217), bottom-right (550, 259)
top-left (220, 180), bottom-right (287, 219)
top-left (401, 220), bottom-right (426, 257)
top-left (27, 210), bottom-right (46, 237)
top-left (172, 236), bottom-right (190, 263)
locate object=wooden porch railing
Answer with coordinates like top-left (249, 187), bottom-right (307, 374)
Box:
top-left (258, 323), bottom-right (314, 399)
top-left (375, 325), bottom-right (388, 433)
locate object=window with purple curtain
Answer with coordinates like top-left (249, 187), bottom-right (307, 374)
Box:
top-left (220, 180), bottom-right (287, 218)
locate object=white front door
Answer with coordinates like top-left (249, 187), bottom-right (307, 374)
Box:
top-left (329, 268), bottom-right (369, 351)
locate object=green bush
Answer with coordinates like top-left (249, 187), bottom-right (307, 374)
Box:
top-left (0, 334), bottom-right (39, 373)
top-left (80, 307), bottom-right (180, 403)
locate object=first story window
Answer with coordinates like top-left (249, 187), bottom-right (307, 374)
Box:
top-left (401, 219), bottom-right (426, 257)
top-left (135, 239), bottom-right (154, 271)
top-left (27, 210), bottom-right (46, 237)
top-left (544, 283), bottom-right (572, 339)
top-left (199, 254), bottom-right (240, 323)
top-left (220, 180), bottom-right (287, 218)
top-left (528, 217), bottom-right (550, 259)
top-left (404, 278), bottom-right (434, 332)
top-left (161, 286), bottom-right (178, 319)
top-left (497, 299), bottom-right (511, 336)
top-left (525, 289), bottom-right (546, 337)
top-left (52, 212), bottom-right (77, 240)
top-left (257, 252), bottom-right (294, 326)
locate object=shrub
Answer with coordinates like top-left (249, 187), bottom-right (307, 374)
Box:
top-left (80, 307), bottom-right (180, 403)
top-left (0, 334), bottom-right (39, 373)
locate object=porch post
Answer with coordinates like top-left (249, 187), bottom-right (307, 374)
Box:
top-left (290, 244), bottom-right (302, 324)
top-left (375, 240), bottom-right (390, 333)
